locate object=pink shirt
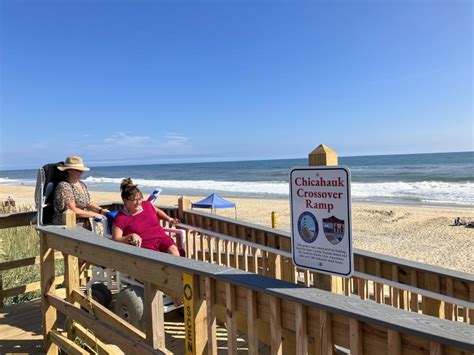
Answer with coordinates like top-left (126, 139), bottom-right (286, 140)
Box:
top-left (113, 201), bottom-right (169, 251)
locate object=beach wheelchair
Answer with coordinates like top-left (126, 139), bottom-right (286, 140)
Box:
top-left (87, 211), bottom-right (186, 330)
top-left (34, 165), bottom-right (186, 330)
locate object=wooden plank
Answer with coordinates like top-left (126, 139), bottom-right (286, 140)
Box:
top-left (209, 235), bottom-right (214, 264)
top-left (63, 251), bottom-right (80, 341)
top-left (183, 273), bottom-right (207, 355)
top-left (410, 270), bottom-right (419, 313)
top-left (40, 232), bottom-right (58, 355)
top-left (387, 329), bottom-right (401, 355)
top-left (225, 240), bottom-right (231, 267)
top-left (319, 310), bottom-right (332, 355)
top-left (469, 283), bottom-right (474, 325)
top-left (0, 276), bottom-right (64, 299)
top-left (226, 283), bottom-right (237, 355)
top-left (194, 231), bottom-right (200, 260)
top-left (422, 273), bottom-right (445, 318)
top-left (47, 292), bottom-right (161, 354)
top-left (374, 261), bottom-right (383, 303)
top-left (144, 281), bottom-right (165, 350)
top-left (217, 238), bottom-right (222, 265)
top-left (280, 237), bottom-right (294, 283)
top-left (391, 265), bottom-right (400, 308)
top-left (270, 295), bottom-right (283, 355)
top-left (445, 278), bottom-right (454, 321)
top-left (430, 342), bottom-right (442, 355)
top-left (246, 289), bottom-right (258, 355)
top-left (349, 319), bottom-right (363, 355)
top-left (205, 277), bottom-right (217, 355)
top-left (72, 290), bottom-right (146, 341)
top-left (358, 259), bottom-right (367, 300)
top-left (64, 253), bottom-right (80, 306)
top-left (50, 330), bottom-right (89, 355)
top-left (0, 211), bottom-right (36, 229)
top-left (72, 322), bottom-right (123, 355)
top-left (38, 225), bottom-right (474, 352)
top-left (0, 252), bottom-right (63, 272)
top-left (295, 303), bottom-right (308, 355)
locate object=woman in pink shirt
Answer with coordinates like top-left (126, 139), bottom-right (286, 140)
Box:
top-left (112, 178), bottom-right (180, 256)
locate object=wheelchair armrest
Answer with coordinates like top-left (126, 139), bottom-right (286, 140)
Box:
top-left (163, 228), bottom-right (186, 251)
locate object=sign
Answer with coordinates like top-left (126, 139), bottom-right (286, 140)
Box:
top-left (183, 272), bottom-right (195, 354)
top-left (290, 166), bottom-right (353, 276)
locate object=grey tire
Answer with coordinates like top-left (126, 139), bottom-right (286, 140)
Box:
top-left (114, 285), bottom-right (144, 330)
top-left (91, 283), bottom-right (112, 308)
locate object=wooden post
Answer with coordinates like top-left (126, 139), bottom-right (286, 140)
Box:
top-left (183, 272), bottom-right (207, 354)
top-left (40, 231), bottom-right (58, 354)
top-left (178, 196), bottom-right (192, 223)
top-left (0, 274), bottom-right (4, 308)
top-left (422, 273), bottom-right (445, 319)
top-left (271, 211), bottom-right (278, 228)
top-left (309, 144), bottom-right (343, 293)
top-left (144, 282), bottom-right (165, 349)
top-left (62, 209), bottom-right (76, 228)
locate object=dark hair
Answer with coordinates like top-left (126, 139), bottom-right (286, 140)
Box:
top-left (120, 178), bottom-right (142, 200)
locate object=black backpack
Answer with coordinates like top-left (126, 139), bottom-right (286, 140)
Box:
top-left (35, 162), bottom-right (67, 225)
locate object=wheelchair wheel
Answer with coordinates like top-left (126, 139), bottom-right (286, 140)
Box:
top-left (91, 283), bottom-right (112, 308)
top-left (114, 285), bottom-right (144, 330)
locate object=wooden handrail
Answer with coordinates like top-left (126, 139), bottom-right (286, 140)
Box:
top-left (38, 225), bottom-right (474, 354)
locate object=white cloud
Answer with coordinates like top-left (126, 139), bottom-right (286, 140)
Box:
top-left (103, 132), bottom-right (153, 147)
top-left (159, 134), bottom-right (190, 149)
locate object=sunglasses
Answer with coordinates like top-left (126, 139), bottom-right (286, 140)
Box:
top-left (126, 197), bottom-right (143, 203)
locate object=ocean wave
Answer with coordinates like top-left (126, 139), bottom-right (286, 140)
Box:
top-left (84, 176), bottom-right (289, 195)
top-left (0, 177), bottom-right (36, 185)
top-left (84, 176), bottom-right (474, 206)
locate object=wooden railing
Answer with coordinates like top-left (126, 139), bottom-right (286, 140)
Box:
top-left (177, 208), bottom-right (474, 323)
top-left (37, 223), bottom-right (474, 354)
top-left (1, 206), bottom-right (473, 325)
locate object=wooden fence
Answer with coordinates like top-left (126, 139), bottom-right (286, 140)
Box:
top-left (176, 207), bottom-right (474, 324)
top-left (37, 223), bottom-right (474, 354)
top-left (1, 206), bottom-right (473, 325)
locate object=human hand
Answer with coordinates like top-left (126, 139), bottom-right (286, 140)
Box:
top-left (169, 218), bottom-right (179, 225)
top-left (128, 233), bottom-right (142, 247)
top-left (95, 213), bottom-right (106, 220)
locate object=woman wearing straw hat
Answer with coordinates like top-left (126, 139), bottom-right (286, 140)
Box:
top-left (52, 155), bottom-right (109, 228)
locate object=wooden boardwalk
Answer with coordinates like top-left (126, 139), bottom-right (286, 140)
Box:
top-left (0, 299), bottom-right (266, 354)
top-left (0, 299), bottom-right (45, 354)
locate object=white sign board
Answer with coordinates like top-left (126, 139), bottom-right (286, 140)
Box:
top-left (290, 166), bottom-right (353, 276)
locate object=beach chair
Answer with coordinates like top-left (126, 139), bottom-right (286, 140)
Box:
top-left (34, 162), bottom-right (66, 225)
top-left (87, 211), bottom-right (186, 330)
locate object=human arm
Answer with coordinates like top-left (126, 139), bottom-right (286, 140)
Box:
top-left (111, 225), bottom-right (142, 247)
top-left (88, 201), bottom-right (110, 216)
top-left (154, 206), bottom-right (179, 225)
top-left (65, 199), bottom-right (105, 220)
top-left (55, 182), bottom-right (104, 220)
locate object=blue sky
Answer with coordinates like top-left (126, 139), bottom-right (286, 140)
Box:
top-left (1, 0), bottom-right (472, 169)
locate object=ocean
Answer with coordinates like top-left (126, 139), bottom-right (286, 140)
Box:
top-left (0, 152), bottom-right (473, 207)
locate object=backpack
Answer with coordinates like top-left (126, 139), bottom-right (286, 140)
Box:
top-left (35, 162), bottom-right (67, 225)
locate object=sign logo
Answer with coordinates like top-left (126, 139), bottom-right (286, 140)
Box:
top-left (184, 283), bottom-right (193, 301)
top-left (323, 215), bottom-right (345, 245)
top-left (297, 212), bottom-right (318, 243)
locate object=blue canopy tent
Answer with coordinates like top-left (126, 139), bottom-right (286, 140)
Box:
top-left (192, 193), bottom-right (237, 218)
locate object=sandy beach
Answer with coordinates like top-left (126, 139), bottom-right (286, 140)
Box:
top-left (1, 185), bottom-right (473, 274)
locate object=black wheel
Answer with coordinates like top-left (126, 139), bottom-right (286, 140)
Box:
top-left (91, 283), bottom-right (112, 307)
top-left (114, 285), bottom-right (144, 330)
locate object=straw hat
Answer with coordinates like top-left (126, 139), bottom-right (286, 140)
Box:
top-left (57, 156), bottom-right (90, 172)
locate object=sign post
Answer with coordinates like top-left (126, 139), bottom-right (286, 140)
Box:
top-left (290, 165), bottom-right (353, 277)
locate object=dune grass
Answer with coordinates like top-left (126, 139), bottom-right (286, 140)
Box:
top-left (0, 205), bottom-right (64, 306)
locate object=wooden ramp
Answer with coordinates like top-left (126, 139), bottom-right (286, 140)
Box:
top-left (0, 300), bottom-right (267, 354)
